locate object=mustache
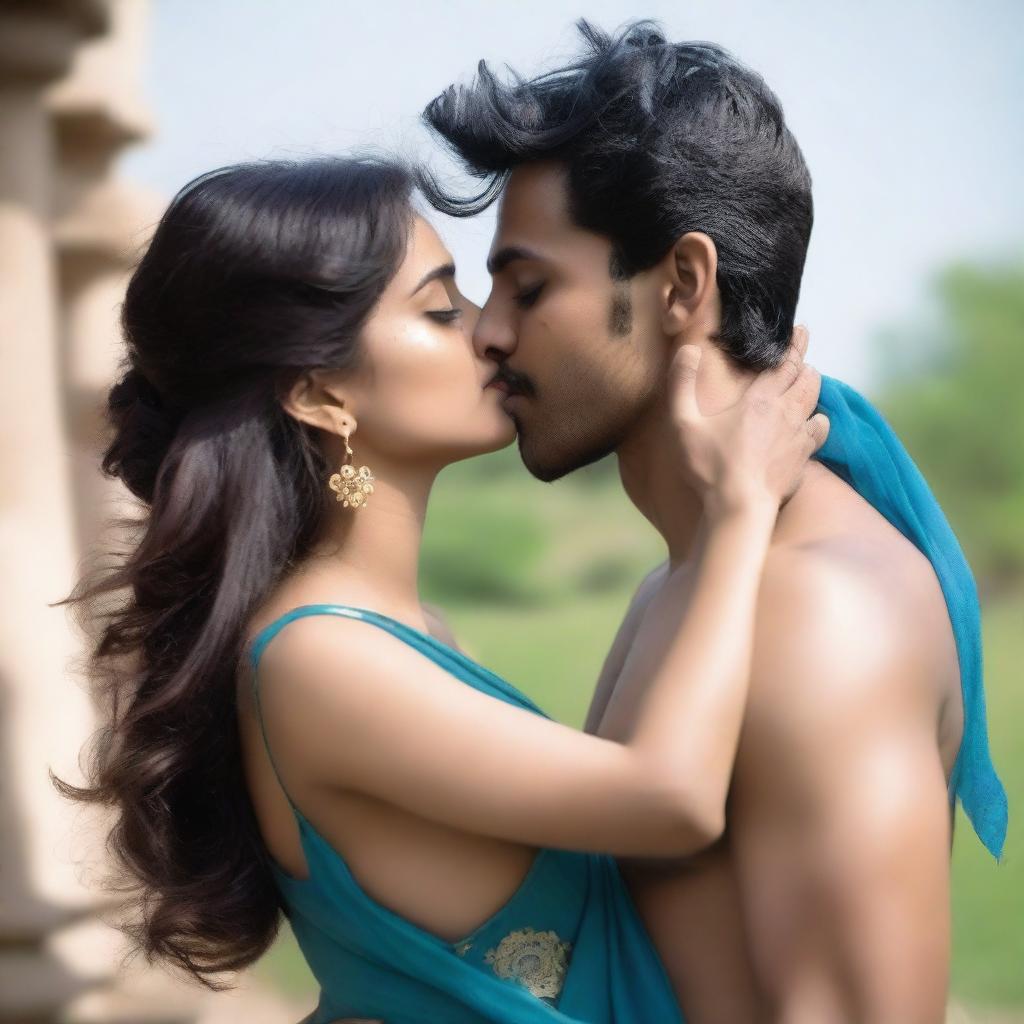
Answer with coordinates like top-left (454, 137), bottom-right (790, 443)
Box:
top-left (490, 363), bottom-right (536, 398)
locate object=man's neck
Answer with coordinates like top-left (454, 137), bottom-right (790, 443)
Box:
top-left (615, 346), bottom-right (796, 567)
top-left (616, 393), bottom-right (705, 568)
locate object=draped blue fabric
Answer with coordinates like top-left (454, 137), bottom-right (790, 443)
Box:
top-left (816, 376), bottom-right (1007, 860)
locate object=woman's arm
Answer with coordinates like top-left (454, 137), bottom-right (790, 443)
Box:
top-left (258, 335), bottom-right (827, 858)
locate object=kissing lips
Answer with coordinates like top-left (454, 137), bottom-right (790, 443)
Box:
top-left (485, 364), bottom-right (534, 401)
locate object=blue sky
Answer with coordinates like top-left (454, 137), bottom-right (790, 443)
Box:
top-left (120, 0), bottom-right (1024, 389)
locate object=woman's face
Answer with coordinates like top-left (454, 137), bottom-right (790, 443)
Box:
top-left (343, 214), bottom-right (516, 467)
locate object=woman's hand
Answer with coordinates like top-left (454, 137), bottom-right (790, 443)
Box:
top-left (669, 325), bottom-right (828, 520)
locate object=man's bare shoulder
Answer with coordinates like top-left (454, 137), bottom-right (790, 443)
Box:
top-left (583, 559), bottom-right (672, 735)
top-left (756, 525), bottom-right (952, 691)
top-left (742, 468), bottom-right (961, 781)
top-left (723, 537), bottom-right (956, 821)
top-left (636, 558), bottom-right (672, 600)
top-left (765, 463), bottom-right (956, 664)
top-left (615, 559), bottom-right (672, 637)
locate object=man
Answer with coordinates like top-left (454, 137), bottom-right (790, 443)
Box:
top-left (323, 18), bottom-right (1006, 1023)
top-left (415, 19), bottom-right (1007, 1022)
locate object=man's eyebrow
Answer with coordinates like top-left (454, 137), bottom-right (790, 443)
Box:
top-left (410, 261), bottom-right (456, 297)
top-left (486, 246), bottom-right (545, 276)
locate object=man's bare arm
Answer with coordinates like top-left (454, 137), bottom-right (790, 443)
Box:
top-left (728, 549), bottom-right (954, 1023)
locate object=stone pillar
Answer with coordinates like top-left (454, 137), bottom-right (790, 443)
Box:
top-left (0, 3), bottom-right (186, 1022)
top-left (0, 5), bottom-right (114, 1019)
top-left (2, 5), bottom-right (315, 1020)
top-left (49, 0), bottom-right (162, 558)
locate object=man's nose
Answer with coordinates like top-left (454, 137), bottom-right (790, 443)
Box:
top-left (472, 297), bottom-right (517, 363)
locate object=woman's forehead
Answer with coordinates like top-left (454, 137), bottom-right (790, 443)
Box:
top-left (391, 215), bottom-right (455, 289)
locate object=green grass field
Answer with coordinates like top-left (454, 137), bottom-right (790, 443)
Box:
top-left (254, 582), bottom-right (1023, 1010)
top-left (949, 596), bottom-right (1023, 1008)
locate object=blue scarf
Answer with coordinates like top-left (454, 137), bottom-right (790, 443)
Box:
top-left (816, 376), bottom-right (1008, 859)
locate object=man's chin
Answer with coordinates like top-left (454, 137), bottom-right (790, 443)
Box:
top-left (517, 430), bottom-right (618, 483)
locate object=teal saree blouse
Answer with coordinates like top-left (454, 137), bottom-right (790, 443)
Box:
top-left (248, 604), bottom-right (686, 1024)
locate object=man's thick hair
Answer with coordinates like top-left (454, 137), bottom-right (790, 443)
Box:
top-left (421, 19), bottom-right (813, 369)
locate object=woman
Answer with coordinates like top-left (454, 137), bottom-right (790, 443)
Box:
top-left (52, 155), bottom-right (825, 1023)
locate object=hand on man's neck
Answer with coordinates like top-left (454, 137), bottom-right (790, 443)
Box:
top-left (615, 343), bottom-right (813, 569)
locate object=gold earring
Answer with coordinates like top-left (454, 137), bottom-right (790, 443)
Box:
top-left (328, 434), bottom-right (375, 510)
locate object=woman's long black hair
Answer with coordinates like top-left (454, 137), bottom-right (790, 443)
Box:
top-left (50, 155), bottom-right (414, 988)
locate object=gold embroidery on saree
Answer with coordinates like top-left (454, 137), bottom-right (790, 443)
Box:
top-left (483, 927), bottom-right (572, 1000)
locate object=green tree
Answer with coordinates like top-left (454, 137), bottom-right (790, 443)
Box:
top-left (874, 256), bottom-right (1024, 594)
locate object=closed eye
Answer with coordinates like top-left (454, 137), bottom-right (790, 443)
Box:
top-left (427, 308), bottom-right (464, 324)
top-left (515, 283), bottom-right (544, 310)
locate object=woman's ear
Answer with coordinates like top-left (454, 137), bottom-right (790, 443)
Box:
top-left (659, 231), bottom-right (718, 337)
top-left (280, 368), bottom-right (354, 436)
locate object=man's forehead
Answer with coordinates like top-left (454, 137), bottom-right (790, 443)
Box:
top-left (487, 162), bottom-right (620, 278)
top-left (494, 163), bottom-right (571, 237)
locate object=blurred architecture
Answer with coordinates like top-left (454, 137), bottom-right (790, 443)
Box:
top-left (0, 2), bottom-right (167, 1019)
top-left (0, 2), bottom-right (304, 1021)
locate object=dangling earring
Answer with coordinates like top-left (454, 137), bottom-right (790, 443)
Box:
top-left (328, 434), bottom-right (375, 510)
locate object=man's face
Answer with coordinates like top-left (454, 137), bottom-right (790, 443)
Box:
top-left (474, 161), bottom-right (666, 481)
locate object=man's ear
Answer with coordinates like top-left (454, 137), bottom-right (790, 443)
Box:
top-left (279, 368), bottom-right (355, 436)
top-left (659, 231), bottom-right (718, 338)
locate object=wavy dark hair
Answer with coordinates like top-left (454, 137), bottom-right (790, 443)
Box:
top-left (419, 18), bottom-right (813, 369)
top-left (49, 155), bottom-right (414, 988)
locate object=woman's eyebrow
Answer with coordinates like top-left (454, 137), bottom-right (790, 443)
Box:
top-left (409, 261), bottom-right (456, 296)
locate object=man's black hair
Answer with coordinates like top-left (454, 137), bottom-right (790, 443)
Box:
top-left (420, 18), bottom-right (813, 369)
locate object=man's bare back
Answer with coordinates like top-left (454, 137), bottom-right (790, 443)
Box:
top-left (585, 461), bottom-right (963, 1022)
